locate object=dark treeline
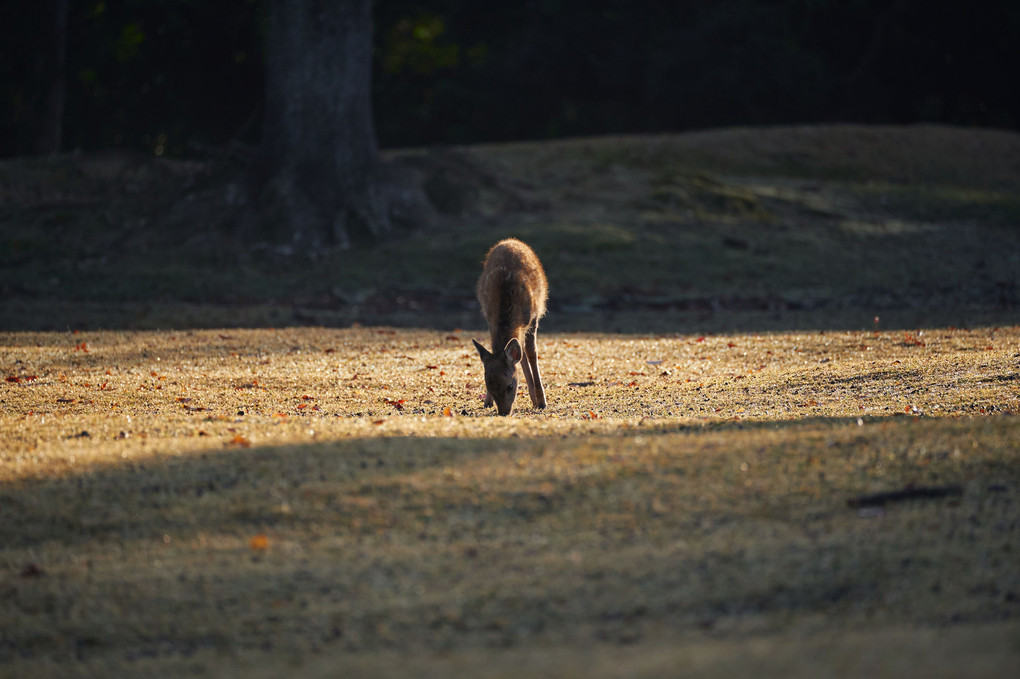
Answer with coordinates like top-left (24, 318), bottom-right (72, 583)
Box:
top-left (2, 0), bottom-right (1018, 158)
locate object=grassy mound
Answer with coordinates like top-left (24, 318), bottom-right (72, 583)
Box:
top-left (2, 124), bottom-right (1018, 332)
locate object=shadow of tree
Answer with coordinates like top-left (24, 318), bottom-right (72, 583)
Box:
top-left (3, 416), bottom-right (1018, 667)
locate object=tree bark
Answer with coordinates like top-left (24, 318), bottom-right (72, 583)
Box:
top-left (34, 0), bottom-right (67, 155)
top-left (247, 0), bottom-right (389, 248)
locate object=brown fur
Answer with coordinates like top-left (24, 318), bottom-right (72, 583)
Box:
top-left (473, 239), bottom-right (549, 416)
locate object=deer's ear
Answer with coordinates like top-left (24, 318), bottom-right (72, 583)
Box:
top-left (473, 339), bottom-right (491, 360)
top-left (504, 338), bottom-right (523, 364)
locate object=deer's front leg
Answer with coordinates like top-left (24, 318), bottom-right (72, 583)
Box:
top-left (524, 325), bottom-right (546, 409)
top-left (519, 351), bottom-right (537, 406)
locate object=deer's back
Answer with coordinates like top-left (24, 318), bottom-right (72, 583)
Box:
top-left (477, 239), bottom-right (548, 331)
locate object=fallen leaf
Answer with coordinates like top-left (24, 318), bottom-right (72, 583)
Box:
top-left (249, 534), bottom-right (269, 551)
top-left (228, 434), bottom-right (252, 448)
top-left (443, 406), bottom-right (452, 417)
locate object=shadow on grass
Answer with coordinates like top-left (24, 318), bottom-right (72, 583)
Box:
top-left (4, 415), bottom-right (1017, 553)
top-left (4, 296), bottom-right (1020, 336)
top-left (3, 416), bottom-right (1019, 669)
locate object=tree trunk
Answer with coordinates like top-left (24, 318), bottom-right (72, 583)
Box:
top-left (34, 0), bottom-right (67, 155)
top-left (247, 0), bottom-right (389, 248)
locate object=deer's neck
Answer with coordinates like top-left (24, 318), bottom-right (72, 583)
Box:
top-left (490, 324), bottom-right (523, 354)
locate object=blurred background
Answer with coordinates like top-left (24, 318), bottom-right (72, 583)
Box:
top-left (3, 0), bottom-right (1018, 158)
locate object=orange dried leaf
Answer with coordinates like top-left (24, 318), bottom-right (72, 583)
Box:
top-left (384, 398), bottom-right (406, 410)
top-left (228, 434), bottom-right (252, 448)
top-left (249, 534), bottom-right (269, 551)
top-left (442, 406), bottom-right (452, 417)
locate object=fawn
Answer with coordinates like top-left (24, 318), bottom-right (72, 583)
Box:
top-left (472, 239), bottom-right (548, 416)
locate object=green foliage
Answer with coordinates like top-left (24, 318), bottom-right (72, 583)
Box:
top-left (114, 22), bottom-right (145, 63)
top-left (382, 12), bottom-right (462, 75)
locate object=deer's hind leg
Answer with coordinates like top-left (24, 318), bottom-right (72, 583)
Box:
top-left (524, 320), bottom-right (546, 409)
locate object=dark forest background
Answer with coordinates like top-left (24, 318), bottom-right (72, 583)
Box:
top-left (2, 0), bottom-right (1019, 159)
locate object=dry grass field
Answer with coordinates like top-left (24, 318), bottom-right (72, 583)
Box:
top-left (2, 125), bottom-right (1020, 676)
top-left (2, 325), bottom-right (1018, 677)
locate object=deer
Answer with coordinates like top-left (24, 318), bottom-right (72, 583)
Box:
top-left (472, 238), bottom-right (548, 416)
